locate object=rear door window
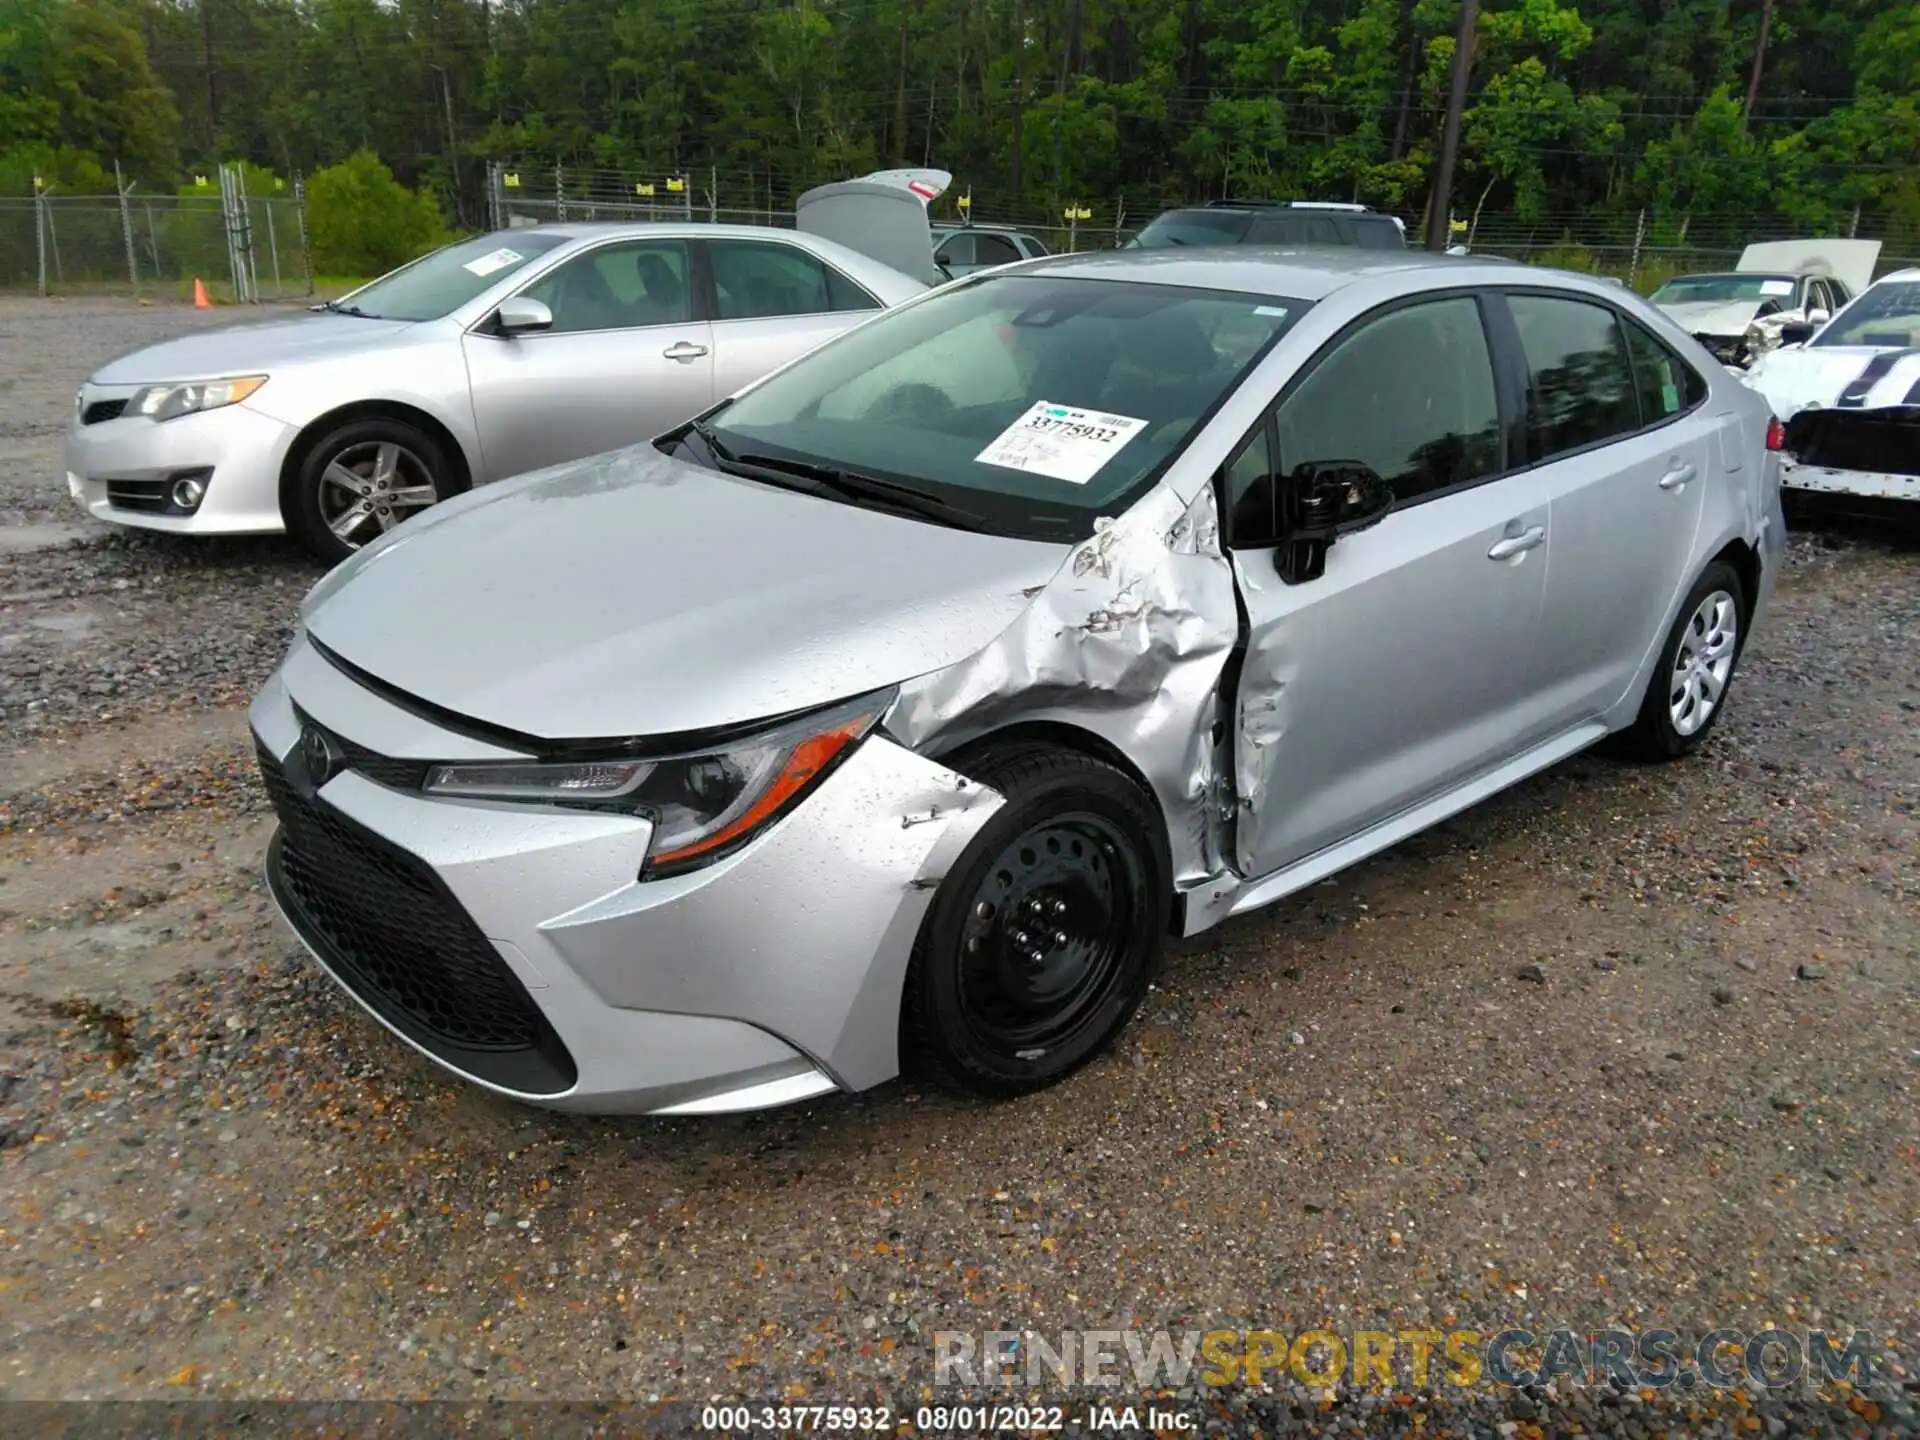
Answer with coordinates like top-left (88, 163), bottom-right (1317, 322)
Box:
top-left (708, 240), bottom-right (874, 319)
top-left (1622, 320), bottom-right (1707, 425)
top-left (1506, 293), bottom-right (1641, 461)
top-left (972, 233), bottom-right (1023, 267)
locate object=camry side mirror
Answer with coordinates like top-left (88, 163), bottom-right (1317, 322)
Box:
top-left (1275, 461), bottom-right (1395, 586)
top-left (495, 296), bottom-right (553, 335)
top-left (1777, 320), bottom-right (1816, 347)
top-left (1805, 307), bottom-right (1830, 327)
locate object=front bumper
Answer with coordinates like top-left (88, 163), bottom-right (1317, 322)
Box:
top-left (247, 635), bottom-right (1002, 1114)
top-left (64, 384), bottom-right (296, 534)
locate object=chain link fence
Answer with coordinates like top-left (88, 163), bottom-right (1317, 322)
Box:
top-left (0, 168), bottom-right (312, 301)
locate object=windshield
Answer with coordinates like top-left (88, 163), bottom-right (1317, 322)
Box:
top-left (333, 232), bottom-right (569, 321)
top-left (1651, 274), bottom-right (1795, 306)
top-left (1812, 279), bottom-right (1920, 348)
top-left (701, 273), bottom-right (1307, 540)
top-left (1124, 210), bottom-right (1253, 250)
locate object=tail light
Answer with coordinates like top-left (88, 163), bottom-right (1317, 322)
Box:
top-left (1765, 416), bottom-right (1786, 452)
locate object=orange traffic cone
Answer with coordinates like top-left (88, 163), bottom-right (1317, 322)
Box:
top-left (192, 277), bottom-right (212, 309)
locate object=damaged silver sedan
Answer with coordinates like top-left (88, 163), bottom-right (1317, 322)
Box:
top-left (248, 250), bottom-right (1785, 1114)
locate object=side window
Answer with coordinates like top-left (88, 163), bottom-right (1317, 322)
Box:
top-left (1272, 296), bottom-right (1502, 506)
top-left (710, 240), bottom-right (841, 321)
top-left (935, 233), bottom-right (974, 268)
top-left (973, 233), bottom-right (1022, 267)
top-left (1225, 424), bottom-right (1280, 542)
top-left (1354, 219), bottom-right (1403, 250)
top-left (1623, 320), bottom-right (1706, 424)
top-left (1808, 279), bottom-right (1833, 314)
top-left (1507, 293), bottom-right (1641, 461)
top-left (1245, 217), bottom-right (1293, 244)
top-left (1302, 216), bottom-right (1341, 245)
top-left (518, 240), bottom-right (691, 334)
top-left (824, 265), bottom-right (880, 312)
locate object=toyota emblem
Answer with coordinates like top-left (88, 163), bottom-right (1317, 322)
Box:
top-left (300, 725), bottom-right (341, 786)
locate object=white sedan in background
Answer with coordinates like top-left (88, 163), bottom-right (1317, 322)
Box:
top-left (66, 222), bottom-right (929, 562)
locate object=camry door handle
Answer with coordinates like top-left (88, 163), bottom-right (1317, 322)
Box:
top-left (663, 341), bottom-right (708, 362)
top-left (1487, 525), bottom-right (1546, 561)
top-left (1659, 463), bottom-right (1697, 490)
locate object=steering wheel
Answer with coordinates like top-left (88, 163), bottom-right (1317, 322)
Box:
top-left (869, 383), bottom-right (956, 423)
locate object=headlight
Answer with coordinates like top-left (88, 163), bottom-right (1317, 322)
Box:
top-left (422, 692), bottom-right (893, 877)
top-left (127, 375), bottom-right (267, 422)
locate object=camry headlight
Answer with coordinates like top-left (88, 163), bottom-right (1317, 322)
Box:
top-left (422, 692), bottom-right (893, 877)
top-left (127, 375), bottom-right (267, 422)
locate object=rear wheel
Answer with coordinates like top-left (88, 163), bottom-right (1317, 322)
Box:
top-left (285, 417), bottom-right (461, 564)
top-left (1615, 560), bottom-right (1748, 761)
top-left (900, 743), bottom-right (1169, 1096)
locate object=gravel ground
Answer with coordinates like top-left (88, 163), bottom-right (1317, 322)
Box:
top-left (1, 296), bottom-right (1917, 1435)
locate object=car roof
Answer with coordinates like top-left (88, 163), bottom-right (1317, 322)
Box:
top-left (1660, 271), bottom-right (1802, 283)
top-left (502, 221), bottom-right (801, 239)
top-left (1012, 247), bottom-right (1512, 300)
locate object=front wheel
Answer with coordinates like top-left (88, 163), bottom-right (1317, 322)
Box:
top-left (285, 418), bottom-right (460, 564)
top-left (1614, 560), bottom-right (1749, 761)
top-left (900, 743), bottom-right (1170, 1096)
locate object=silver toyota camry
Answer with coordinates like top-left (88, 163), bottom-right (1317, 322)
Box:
top-left (64, 223), bottom-right (927, 561)
top-left (249, 248), bottom-right (1786, 1115)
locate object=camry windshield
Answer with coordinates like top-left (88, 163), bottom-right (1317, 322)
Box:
top-left (329, 232), bottom-right (568, 321)
top-left (698, 274), bottom-right (1307, 540)
top-left (1812, 280), bottom-right (1920, 348)
top-left (1124, 211), bottom-right (1253, 249)
top-left (1651, 274), bottom-right (1794, 305)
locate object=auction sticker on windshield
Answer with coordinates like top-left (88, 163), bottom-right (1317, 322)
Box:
top-left (463, 247), bottom-right (526, 278)
top-left (1760, 280), bottom-right (1795, 296)
top-left (975, 402), bottom-right (1148, 484)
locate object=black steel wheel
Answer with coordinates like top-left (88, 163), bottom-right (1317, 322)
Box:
top-left (901, 742), bottom-right (1169, 1096)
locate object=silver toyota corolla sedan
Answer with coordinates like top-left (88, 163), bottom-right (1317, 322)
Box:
top-left (64, 223), bottom-right (927, 561)
top-left (248, 248), bottom-right (1786, 1115)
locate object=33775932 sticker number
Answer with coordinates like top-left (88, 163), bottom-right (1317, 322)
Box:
top-left (974, 401), bottom-right (1149, 485)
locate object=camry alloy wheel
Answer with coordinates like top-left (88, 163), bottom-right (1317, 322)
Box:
top-left (1668, 588), bottom-right (1739, 737)
top-left (317, 440), bottom-right (438, 549)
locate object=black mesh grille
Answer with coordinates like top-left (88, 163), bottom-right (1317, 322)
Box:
top-left (83, 398), bottom-right (128, 424)
top-left (258, 743), bottom-right (576, 1094)
top-left (105, 479), bottom-right (173, 514)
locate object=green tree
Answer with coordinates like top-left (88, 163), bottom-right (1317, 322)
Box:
top-left (305, 149), bottom-right (449, 276)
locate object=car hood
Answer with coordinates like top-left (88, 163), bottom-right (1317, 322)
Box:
top-left (89, 312), bottom-right (420, 384)
top-left (301, 445), bottom-right (1073, 741)
top-left (1743, 344), bottom-right (1920, 418)
top-left (1657, 299), bottom-right (1764, 336)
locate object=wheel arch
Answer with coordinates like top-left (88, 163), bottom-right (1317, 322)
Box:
top-left (1706, 535), bottom-right (1761, 623)
top-left (924, 719), bottom-right (1184, 925)
top-left (277, 399), bottom-right (475, 523)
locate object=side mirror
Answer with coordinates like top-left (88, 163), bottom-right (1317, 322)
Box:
top-left (1805, 308), bottom-right (1830, 327)
top-left (495, 296), bottom-right (553, 335)
top-left (1274, 461), bottom-right (1395, 586)
top-left (1776, 320), bottom-right (1816, 347)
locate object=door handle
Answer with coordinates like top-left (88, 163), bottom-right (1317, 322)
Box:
top-left (663, 341), bottom-right (708, 362)
top-left (1487, 525), bottom-right (1545, 561)
top-left (1658, 462), bottom-right (1697, 490)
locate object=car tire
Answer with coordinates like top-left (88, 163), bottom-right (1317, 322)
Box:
top-left (1614, 560), bottom-right (1749, 762)
top-left (900, 742), bottom-right (1170, 1097)
top-left (284, 417), bottom-right (462, 565)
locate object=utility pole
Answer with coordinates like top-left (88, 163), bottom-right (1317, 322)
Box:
top-left (200, 0), bottom-right (220, 139)
top-left (1741, 0), bottom-right (1774, 131)
top-left (1010, 0), bottom-right (1025, 194)
top-left (1424, 0), bottom-right (1477, 251)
